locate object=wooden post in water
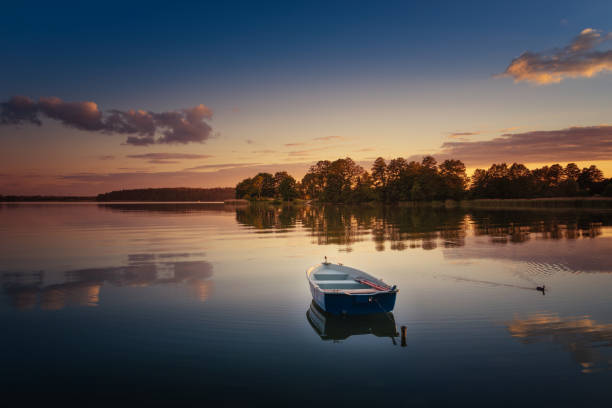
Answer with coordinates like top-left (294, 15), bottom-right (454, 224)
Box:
top-left (401, 326), bottom-right (407, 347)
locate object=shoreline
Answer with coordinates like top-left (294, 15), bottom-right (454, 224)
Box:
top-left (2, 196), bottom-right (612, 209)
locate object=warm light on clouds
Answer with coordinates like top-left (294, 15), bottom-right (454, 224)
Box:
top-left (439, 125), bottom-right (612, 164)
top-left (0, 96), bottom-right (214, 146)
top-left (448, 131), bottom-right (479, 139)
top-left (183, 163), bottom-right (262, 171)
top-left (499, 28), bottom-right (612, 84)
top-left (127, 153), bottom-right (213, 162)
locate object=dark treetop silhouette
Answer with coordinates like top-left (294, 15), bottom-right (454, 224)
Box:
top-left (236, 156), bottom-right (611, 203)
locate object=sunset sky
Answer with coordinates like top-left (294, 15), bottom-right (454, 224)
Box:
top-left (2, 0), bottom-right (612, 195)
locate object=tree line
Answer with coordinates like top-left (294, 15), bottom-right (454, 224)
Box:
top-left (96, 187), bottom-right (235, 202)
top-left (235, 156), bottom-right (612, 202)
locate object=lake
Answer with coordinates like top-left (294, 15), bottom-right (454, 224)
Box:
top-left (1, 203), bottom-right (612, 406)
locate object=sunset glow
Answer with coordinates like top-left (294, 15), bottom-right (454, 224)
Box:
top-left (2, 1), bottom-right (612, 195)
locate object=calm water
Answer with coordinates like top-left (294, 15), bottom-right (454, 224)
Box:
top-left (2, 203), bottom-right (612, 406)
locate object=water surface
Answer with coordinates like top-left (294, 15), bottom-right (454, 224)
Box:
top-left (2, 203), bottom-right (612, 406)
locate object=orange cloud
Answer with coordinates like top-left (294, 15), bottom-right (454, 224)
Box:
top-left (499, 126), bottom-right (520, 133)
top-left (448, 131), bottom-right (478, 140)
top-left (499, 28), bottom-right (612, 84)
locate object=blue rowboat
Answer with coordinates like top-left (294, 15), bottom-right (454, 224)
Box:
top-left (306, 260), bottom-right (398, 315)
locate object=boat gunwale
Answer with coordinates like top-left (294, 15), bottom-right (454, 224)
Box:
top-left (306, 262), bottom-right (398, 295)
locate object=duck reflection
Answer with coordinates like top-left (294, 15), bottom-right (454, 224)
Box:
top-left (1, 258), bottom-right (213, 311)
top-left (507, 313), bottom-right (612, 374)
top-left (306, 301), bottom-right (399, 344)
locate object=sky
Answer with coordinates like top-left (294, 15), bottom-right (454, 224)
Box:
top-left (1, 0), bottom-right (612, 195)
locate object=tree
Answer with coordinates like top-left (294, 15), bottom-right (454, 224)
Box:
top-left (273, 172), bottom-right (297, 200)
top-left (235, 177), bottom-right (253, 199)
top-left (547, 164), bottom-right (564, 187)
top-left (421, 155), bottom-right (438, 171)
top-left (252, 175), bottom-right (264, 199)
top-left (371, 157), bottom-right (388, 201)
top-left (439, 159), bottom-right (467, 200)
top-left (352, 172), bottom-right (376, 202)
top-left (469, 169), bottom-right (487, 197)
top-left (578, 165), bottom-right (604, 192)
top-left (564, 163), bottom-right (580, 181)
top-left (277, 175), bottom-right (298, 201)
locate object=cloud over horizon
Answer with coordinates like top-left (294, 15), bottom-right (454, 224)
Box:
top-left (499, 28), bottom-right (612, 84)
top-left (439, 125), bottom-right (612, 164)
top-left (127, 153), bottom-right (212, 160)
top-left (0, 96), bottom-right (214, 145)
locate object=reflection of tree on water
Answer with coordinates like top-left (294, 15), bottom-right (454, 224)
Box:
top-left (235, 205), bottom-right (611, 251)
top-left (507, 313), bottom-right (612, 374)
top-left (306, 301), bottom-right (398, 343)
top-left (235, 204), bottom-right (299, 231)
top-left (471, 210), bottom-right (610, 243)
top-left (1, 258), bottom-right (213, 311)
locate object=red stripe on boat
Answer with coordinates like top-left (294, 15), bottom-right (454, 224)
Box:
top-left (355, 278), bottom-right (390, 291)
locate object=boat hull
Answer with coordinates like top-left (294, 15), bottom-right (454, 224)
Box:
top-left (309, 280), bottom-right (397, 315)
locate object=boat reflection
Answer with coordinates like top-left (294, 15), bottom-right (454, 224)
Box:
top-left (306, 301), bottom-right (399, 343)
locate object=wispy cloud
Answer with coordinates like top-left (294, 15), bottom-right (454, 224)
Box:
top-left (127, 153), bottom-right (212, 160)
top-left (183, 162), bottom-right (261, 171)
top-left (0, 96), bottom-right (214, 145)
top-left (147, 160), bottom-right (179, 164)
top-left (96, 155), bottom-right (115, 160)
top-left (448, 131), bottom-right (479, 140)
top-left (288, 146), bottom-right (337, 157)
top-left (499, 126), bottom-right (520, 133)
top-left (284, 135), bottom-right (345, 147)
top-left (313, 136), bottom-right (343, 142)
top-left (439, 125), bottom-right (612, 164)
top-left (252, 149), bottom-right (277, 154)
top-left (499, 28), bottom-right (612, 84)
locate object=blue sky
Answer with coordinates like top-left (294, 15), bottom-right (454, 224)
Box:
top-left (1, 0), bottom-right (612, 194)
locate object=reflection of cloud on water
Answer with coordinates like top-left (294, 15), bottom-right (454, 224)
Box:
top-left (1, 257), bottom-right (213, 311)
top-left (507, 313), bottom-right (612, 374)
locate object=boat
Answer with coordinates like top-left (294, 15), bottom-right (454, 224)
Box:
top-left (306, 301), bottom-right (398, 342)
top-left (306, 259), bottom-right (398, 315)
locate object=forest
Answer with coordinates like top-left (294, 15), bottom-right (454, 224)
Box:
top-left (235, 156), bottom-right (612, 203)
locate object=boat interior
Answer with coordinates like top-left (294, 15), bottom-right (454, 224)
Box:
top-left (310, 264), bottom-right (383, 292)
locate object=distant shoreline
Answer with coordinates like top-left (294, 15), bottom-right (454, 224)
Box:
top-left (0, 187), bottom-right (235, 203)
top-left (3, 196), bottom-right (611, 209)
